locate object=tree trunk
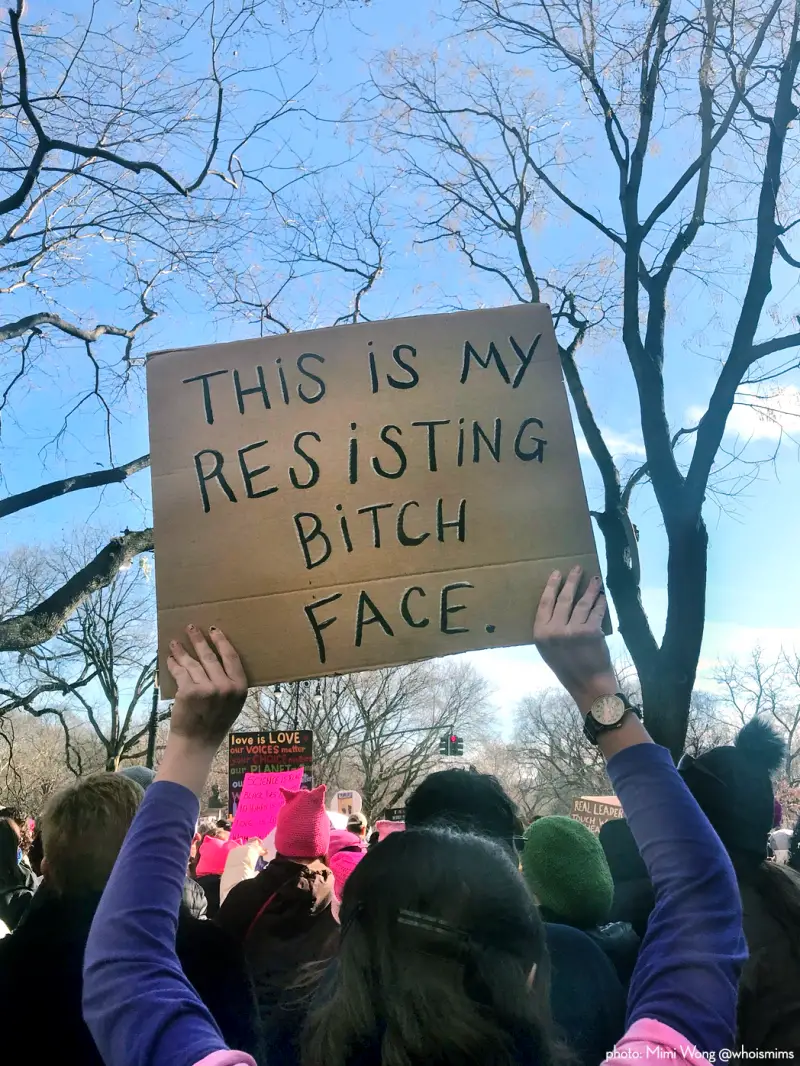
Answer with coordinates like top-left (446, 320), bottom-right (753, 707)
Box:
top-left (638, 668), bottom-right (693, 761)
top-left (634, 513), bottom-right (709, 759)
top-left (597, 499), bottom-right (708, 760)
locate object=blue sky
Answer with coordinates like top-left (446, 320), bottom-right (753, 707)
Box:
top-left (4, 0), bottom-right (800, 719)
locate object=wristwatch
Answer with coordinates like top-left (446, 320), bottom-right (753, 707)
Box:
top-left (583, 692), bottom-right (642, 744)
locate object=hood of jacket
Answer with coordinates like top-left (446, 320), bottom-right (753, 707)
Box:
top-left (218, 856), bottom-right (339, 985)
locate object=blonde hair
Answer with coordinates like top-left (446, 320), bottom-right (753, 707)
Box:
top-left (40, 773), bottom-right (143, 894)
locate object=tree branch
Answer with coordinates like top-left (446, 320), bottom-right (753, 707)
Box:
top-left (685, 2), bottom-right (800, 510)
top-left (0, 529), bottom-right (153, 651)
top-left (749, 330), bottom-right (800, 362)
top-left (0, 455), bottom-right (149, 519)
top-left (0, 311), bottom-right (144, 345)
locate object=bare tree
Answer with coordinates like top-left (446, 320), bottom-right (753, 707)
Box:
top-left (683, 689), bottom-right (735, 759)
top-left (342, 660), bottom-right (489, 818)
top-left (237, 676), bottom-right (363, 791)
top-left (234, 660), bottom-right (489, 817)
top-left (715, 646), bottom-right (800, 782)
top-left (3, 541), bottom-right (163, 770)
top-left (0, 0), bottom-right (384, 655)
top-left (504, 684), bottom-right (731, 817)
top-left (0, 711), bottom-right (106, 814)
top-left (371, 0), bottom-right (800, 755)
top-left (513, 689), bottom-right (609, 815)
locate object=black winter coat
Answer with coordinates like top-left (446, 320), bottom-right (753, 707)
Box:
top-left (217, 857), bottom-right (340, 1066)
top-left (545, 922), bottom-right (626, 1066)
top-left (0, 887), bottom-right (260, 1065)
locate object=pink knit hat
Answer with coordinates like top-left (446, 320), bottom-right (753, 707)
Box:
top-left (329, 847), bottom-right (364, 901)
top-left (327, 828), bottom-right (366, 862)
top-left (275, 784), bottom-right (330, 859)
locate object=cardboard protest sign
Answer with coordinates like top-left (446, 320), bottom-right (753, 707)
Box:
top-left (230, 768), bottom-right (304, 840)
top-left (332, 790), bottom-right (363, 816)
top-left (148, 305), bottom-right (600, 694)
top-left (228, 730), bottom-right (313, 814)
top-left (570, 796), bottom-right (623, 834)
top-left (383, 806), bottom-right (406, 822)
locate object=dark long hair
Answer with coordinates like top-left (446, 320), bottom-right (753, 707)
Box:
top-left (303, 827), bottom-right (571, 1066)
top-left (741, 859), bottom-right (800, 940)
top-left (0, 817), bottom-right (25, 889)
top-left (789, 815), bottom-right (800, 873)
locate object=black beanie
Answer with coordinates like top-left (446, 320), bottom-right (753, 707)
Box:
top-left (679, 717), bottom-right (785, 870)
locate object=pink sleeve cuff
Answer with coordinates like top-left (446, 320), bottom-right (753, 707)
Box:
top-left (606, 1019), bottom-right (710, 1064)
top-left (194, 1052), bottom-right (258, 1066)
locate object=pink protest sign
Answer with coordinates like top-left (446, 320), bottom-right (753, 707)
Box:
top-left (376, 820), bottom-right (405, 841)
top-left (230, 769), bottom-right (304, 840)
top-left (196, 834), bottom-right (236, 877)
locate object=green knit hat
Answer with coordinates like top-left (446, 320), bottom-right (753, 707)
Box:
top-left (521, 815), bottom-right (614, 927)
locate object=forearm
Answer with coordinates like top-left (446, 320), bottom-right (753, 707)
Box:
top-left (156, 734), bottom-right (218, 797)
top-left (598, 715), bottom-right (653, 760)
top-left (607, 744), bottom-right (744, 1053)
top-left (83, 781), bottom-right (241, 1066)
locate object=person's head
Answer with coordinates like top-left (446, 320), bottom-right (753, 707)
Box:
top-left (117, 765), bottom-right (156, 792)
top-left (328, 847), bottom-right (364, 902)
top-left (275, 784), bottom-right (330, 863)
top-left (304, 827), bottom-right (567, 1066)
top-left (0, 806), bottom-right (22, 828)
top-left (521, 816), bottom-right (614, 928)
top-left (346, 812), bottom-right (368, 840)
top-left (0, 817), bottom-right (23, 886)
top-left (405, 769), bottom-right (521, 859)
top-left (39, 773), bottom-right (143, 895)
top-left (28, 826), bottom-right (44, 878)
top-left (679, 717), bottom-right (785, 876)
top-left (598, 817), bottom-right (654, 938)
top-left (790, 814), bottom-right (800, 874)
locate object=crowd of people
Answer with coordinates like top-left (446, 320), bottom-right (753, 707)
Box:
top-left (1, 567), bottom-right (799, 1064)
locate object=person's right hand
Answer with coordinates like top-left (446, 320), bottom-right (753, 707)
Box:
top-left (533, 566), bottom-right (617, 715)
top-left (167, 625), bottom-right (248, 750)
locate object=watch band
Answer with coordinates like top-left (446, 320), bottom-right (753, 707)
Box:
top-left (582, 693), bottom-right (642, 745)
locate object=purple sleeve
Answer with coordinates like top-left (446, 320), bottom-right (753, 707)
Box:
top-left (606, 743), bottom-right (746, 1054)
top-left (83, 781), bottom-right (252, 1066)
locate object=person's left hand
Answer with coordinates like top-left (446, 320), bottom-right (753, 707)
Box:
top-left (167, 625), bottom-right (248, 749)
top-left (533, 567), bottom-right (616, 713)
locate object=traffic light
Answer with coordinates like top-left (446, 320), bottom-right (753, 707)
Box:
top-left (439, 734), bottom-right (465, 756)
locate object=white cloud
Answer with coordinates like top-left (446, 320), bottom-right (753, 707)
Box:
top-left (687, 384), bottom-right (800, 442)
top-left (576, 428), bottom-right (646, 459)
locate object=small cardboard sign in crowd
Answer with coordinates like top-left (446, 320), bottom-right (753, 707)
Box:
top-left (147, 304), bottom-right (599, 693)
top-left (570, 796), bottom-right (623, 834)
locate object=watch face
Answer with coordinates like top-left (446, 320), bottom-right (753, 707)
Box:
top-left (591, 694), bottom-right (626, 726)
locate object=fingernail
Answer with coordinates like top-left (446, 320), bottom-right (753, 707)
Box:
top-left (187, 624), bottom-right (196, 632)
top-left (209, 626), bottom-right (218, 633)
top-left (571, 565), bottom-right (581, 574)
top-left (550, 570), bottom-right (560, 580)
